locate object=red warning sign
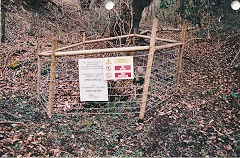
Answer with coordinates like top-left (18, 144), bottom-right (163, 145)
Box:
top-left (115, 65), bottom-right (131, 71)
top-left (103, 56), bottom-right (134, 80)
top-left (115, 72), bottom-right (132, 78)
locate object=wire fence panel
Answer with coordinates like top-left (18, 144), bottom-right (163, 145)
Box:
top-left (38, 46), bottom-right (180, 115)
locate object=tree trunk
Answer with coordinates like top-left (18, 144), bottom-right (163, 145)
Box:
top-left (0, 0), bottom-right (1, 44)
top-left (132, 0), bottom-right (152, 33)
top-left (28, 13), bottom-right (35, 36)
top-left (174, 0), bottom-right (180, 28)
top-left (1, 6), bottom-right (5, 43)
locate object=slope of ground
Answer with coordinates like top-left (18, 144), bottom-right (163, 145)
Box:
top-left (140, 30), bottom-right (240, 156)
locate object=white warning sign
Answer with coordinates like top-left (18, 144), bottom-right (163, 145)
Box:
top-left (79, 58), bottom-right (108, 101)
top-left (103, 56), bottom-right (134, 80)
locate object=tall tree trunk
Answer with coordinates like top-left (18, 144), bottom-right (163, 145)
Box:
top-left (132, 0), bottom-right (152, 33)
top-left (0, 0), bottom-right (1, 44)
top-left (174, 0), bottom-right (180, 28)
top-left (1, 5), bottom-right (5, 43)
top-left (28, 13), bottom-right (35, 36)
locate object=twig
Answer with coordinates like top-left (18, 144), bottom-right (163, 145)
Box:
top-left (145, 117), bottom-right (153, 122)
top-left (1, 111), bottom-right (21, 119)
top-left (39, 143), bottom-right (47, 151)
top-left (60, 150), bottom-right (74, 157)
top-left (158, 110), bottom-right (172, 116)
top-left (1, 51), bottom-right (10, 74)
top-left (230, 49), bottom-right (240, 66)
top-left (0, 121), bottom-right (24, 125)
top-left (190, 37), bottom-right (205, 41)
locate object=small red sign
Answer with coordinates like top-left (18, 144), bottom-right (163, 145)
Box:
top-left (115, 72), bottom-right (131, 78)
top-left (115, 65), bottom-right (131, 71)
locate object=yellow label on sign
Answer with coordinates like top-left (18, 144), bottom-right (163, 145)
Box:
top-left (114, 58), bottom-right (131, 63)
top-left (106, 59), bottom-right (112, 64)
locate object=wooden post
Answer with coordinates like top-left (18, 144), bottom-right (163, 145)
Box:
top-left (133, 28), bottom-right (136, 47)
top-left (47, 39), bottom-right (58, 118)
top-left (175, 23), bottom-right (186, 94)
top-left (82, 32), bottom-right (86, 58)
top-left (37, 44), bottom-right (42, 100)
top-left (132, 28), bottom-right (136, 55)
top-left (83, 32), bottom-right (86, 50)
top-left (139, 17), bottom-right (158, 121)
top-left (126, 29), bottom-right (136, 56)
top-left (133, 28), bottom-right (136, 98)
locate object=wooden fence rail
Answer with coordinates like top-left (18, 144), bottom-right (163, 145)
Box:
top-left (39, 43), bottom-right (183, 56)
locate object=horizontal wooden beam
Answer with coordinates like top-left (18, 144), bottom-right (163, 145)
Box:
top-left (40, 45), bottom-right (150, 56)
top-left (39, 43), bottom-right (183, 57)
top-left (135, 34), bottom-right (179, 43)
top-left (155, 42), bottom-right (183, 50)
top-left (42, 34), bottom-right (135, 54)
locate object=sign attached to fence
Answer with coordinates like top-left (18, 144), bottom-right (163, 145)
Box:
top-left (103, 56), bottom-right (134, 80)
top-left (79, 58), bottom-right (108, 101)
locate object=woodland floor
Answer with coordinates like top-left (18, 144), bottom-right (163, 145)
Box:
top-left (0, 1), bottom-right (240, 157)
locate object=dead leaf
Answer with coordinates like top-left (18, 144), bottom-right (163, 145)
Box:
top-left (36, 131), bottom-right (45, 137)
top-left (82, 120), bottom-right (93, 126)
top-left (23, 152), bottom-right (32, 157)
top-left (8, 61), bottom-right (21, 69)
top-left (50, 148), bottom-right (61, 155)
top-left (181, 100), bottom-right (194, 109)
top-left (208, 136), bottom-right (216, 140)
top-left (27, 135), bottom-right (33, 143)
top-left (226, 145), bottom-right (232, 151)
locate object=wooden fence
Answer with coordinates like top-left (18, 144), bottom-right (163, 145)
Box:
top-left (37, 17), bottom-right (186, 120)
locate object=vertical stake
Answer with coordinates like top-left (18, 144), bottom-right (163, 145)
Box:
top-left (47, 39), bottom-right (58, 118)
top-left (133, 28), bottom-right (136, 47)
top-left (175, 23), bottom-right (186, 94)
top-left (139, 17), bottom-right (158, 121)
top-left (127, 28), bottom-right (136, 56)
top-left (82, 32), bottom-right (86, 58)
top-left (133, 28), bottom-right (137, 98)
top-left (37, 44), bottom-right (42, 100)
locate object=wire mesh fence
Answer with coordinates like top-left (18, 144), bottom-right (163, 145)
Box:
top-left (38, 46), bottom-right (180, 115)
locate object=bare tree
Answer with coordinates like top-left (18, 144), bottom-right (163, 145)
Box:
top-left (132, 0), bottom-right (152, 32)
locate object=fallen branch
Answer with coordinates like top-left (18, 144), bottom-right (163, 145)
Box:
top-left (0, 121), bottom-right (25, 125)
top-left (1, 50), bottom-right (10, 74)
top-left (190, 37), bottom-right (205, 41)
top-left (230, 49), bottom-right (240, 66)
top-left (1, 111), bottom-right (21, 119)
top-left (158, 110), bottom-right (172, 116)
top-left (60, 150), bottom-right (74, 157)
top-left (143, 27), bottom-right (195, 33)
